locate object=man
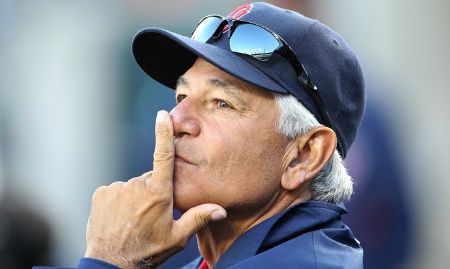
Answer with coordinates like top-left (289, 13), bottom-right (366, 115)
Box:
top-left (35, 2), bottom-right (365, 269)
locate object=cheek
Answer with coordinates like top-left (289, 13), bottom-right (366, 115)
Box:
top-left (205, 127), bottom-right (284, 198)
top-left (201, 128), bottom-right (234, 178)
top-left (174, 115), bottom-right (287, 211)
top-left (207, 116), bottom-right (283, 173)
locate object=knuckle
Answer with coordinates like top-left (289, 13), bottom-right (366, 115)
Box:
top-left (92, 185), bottom-right (107, 201)
top-left (126, 177), bottom-right (143, 185)
top-left (153, 148), bottom-right (174, 162)
top-left (139, 171), bottom-right (153, 186)
top-left (94, 185), bottom-right (107, 193)
top-left (155, 125), bottom-right (171, 137)
top-left (92, 181), bottom-right (126, 202)
top-left (127, 177), bottom-right (139, 183)
top-left (148, 192), bottom-right (172, 206)
top-left (194, 214), bottom-right (209, 229)
top-left (123, 178), bottom-right (146, 195)
top-left (140, 171), bottom-right (153, 179)
top-left (109, 181), bottom-right (125, 187)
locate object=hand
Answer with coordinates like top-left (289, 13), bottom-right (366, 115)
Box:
top-left (84, 110), bottom-right (227, 269)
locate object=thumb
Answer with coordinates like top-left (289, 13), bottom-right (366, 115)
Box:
top-left (173, 204), bottom-right (227, 238)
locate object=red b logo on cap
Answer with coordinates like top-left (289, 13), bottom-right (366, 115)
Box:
top-left (228, 4), bottom-right (253, 19)
top-left (223, 4), bottom-right (253, 32)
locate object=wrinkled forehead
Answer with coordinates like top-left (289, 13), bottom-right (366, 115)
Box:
top-left (177, 57), bottom-right (275, 100)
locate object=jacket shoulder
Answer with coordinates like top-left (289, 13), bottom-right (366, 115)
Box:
top-left (312, 226), bottom-right (363, 269)
top-left (227, 228), bottom-right (363, 269)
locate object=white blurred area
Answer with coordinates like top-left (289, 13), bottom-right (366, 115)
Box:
top-left (0, 0), bottom-right (449, 268)
top-left (0, 0), bottom-right (130, 264)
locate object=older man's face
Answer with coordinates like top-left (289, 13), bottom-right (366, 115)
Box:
top-left (171, 58), bottom-right (289, 214)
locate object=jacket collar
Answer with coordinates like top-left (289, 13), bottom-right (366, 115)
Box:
top-left (213, 201), bottom-right (347, 269)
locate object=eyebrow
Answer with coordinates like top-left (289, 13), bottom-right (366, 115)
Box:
top-left (176, 75), bottom-right (249, 107)
top-left (176, 76), bottom-right (240, 90)
top-left (176, 76), bottom-right (189, 89)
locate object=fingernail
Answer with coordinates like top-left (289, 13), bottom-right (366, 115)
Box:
top-left (156, 110), bottom-right (168, 122)
top-left (210, 209), bottom-right (227, 222)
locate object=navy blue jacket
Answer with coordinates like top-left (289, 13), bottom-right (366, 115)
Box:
top-left (34, 201), bottom-right (363, 269)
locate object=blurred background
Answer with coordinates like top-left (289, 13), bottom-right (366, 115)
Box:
top-left (1, 0), bottom-right (449, 268)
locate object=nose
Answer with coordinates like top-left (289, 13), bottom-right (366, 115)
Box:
top-left (170, 98), bottom-right (201, 138)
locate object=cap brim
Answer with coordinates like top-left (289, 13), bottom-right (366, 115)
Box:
top-left (132, 27), bottom-right (289, 94)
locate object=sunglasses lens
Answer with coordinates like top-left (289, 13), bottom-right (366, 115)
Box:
top-left (230, 24), bottom-right (280, 61)
top-left (192, 16), bottom-right (223, 42)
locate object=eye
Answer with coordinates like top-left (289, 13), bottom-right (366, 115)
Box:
top-left (216, 99), bottom-right (232, 109)
top-left (176, 94), bottom-right (187, 104)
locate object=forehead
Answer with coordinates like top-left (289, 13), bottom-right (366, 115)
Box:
top-left (177, 58), bottom-right (274, 100)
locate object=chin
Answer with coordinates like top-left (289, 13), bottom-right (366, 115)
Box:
top-left (173, 175), bottom-right (202, 212)
top-left (173, 191), bottom-right (200, 213)
top-left (173, 169), bottom-right (226, 212)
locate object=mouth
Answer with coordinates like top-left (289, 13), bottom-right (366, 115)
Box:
top-left (175, 153), bottom-right (194, 165)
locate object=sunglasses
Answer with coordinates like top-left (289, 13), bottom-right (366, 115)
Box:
top-left (191, 15), bottom-right (336, 134)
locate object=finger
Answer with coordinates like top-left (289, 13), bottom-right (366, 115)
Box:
top-left (150, 110), bottom-right (175, 190)
top-left (173, 204), bottom-right (227, 239)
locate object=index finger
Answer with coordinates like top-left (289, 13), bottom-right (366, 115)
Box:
top-left (149, 110), bottom-right (175, 190)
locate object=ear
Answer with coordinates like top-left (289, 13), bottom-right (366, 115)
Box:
top-left (281, 127), bottom-right (337, 191)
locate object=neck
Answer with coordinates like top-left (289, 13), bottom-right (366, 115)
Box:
top-left (196, 190), bottom-right (310, 268)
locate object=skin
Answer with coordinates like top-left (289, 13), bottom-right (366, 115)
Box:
top-left (84, 58), bottom-right (337, 268)
top-left (173, 58), bottom-right (337, 267)
top-left (172, 58), bottom-right (290, 214)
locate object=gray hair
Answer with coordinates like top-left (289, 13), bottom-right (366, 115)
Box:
top-left (274, 94), bottom-right (353, 204)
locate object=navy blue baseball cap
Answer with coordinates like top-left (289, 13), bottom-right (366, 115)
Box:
top-left (132, 2), bottom-right (365, 158)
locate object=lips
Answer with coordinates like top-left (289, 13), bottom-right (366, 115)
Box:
top-left (175, 153), bottom-right (194, 165)
top-left (174, 141), bottom-right (205, 165)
